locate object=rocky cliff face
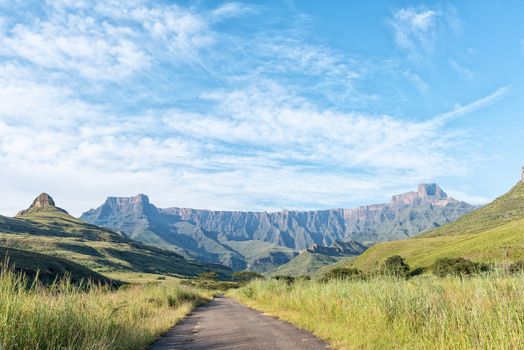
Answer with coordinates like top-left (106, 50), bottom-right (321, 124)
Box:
top-left (307, 240), bottom-right (367, 256)
top-left (81, 184), bottom-right (477, 269)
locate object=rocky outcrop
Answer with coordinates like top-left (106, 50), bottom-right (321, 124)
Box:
top-left (16, 193), bottom-right (68, 217)
top-left (81, 184), bottom-right (477, 269)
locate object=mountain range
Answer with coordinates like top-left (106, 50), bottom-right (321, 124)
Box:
top-left (81, 183), bottom-right (476, 270)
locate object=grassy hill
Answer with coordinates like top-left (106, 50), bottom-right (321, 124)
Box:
top-left (312, 256), bottom-right (357, 277)
top-left (0, 194), bottom-right (230, 278)
top-left (0, 246), bottom-right (116, 286)
top-left (423, 182), bottom-right (524, 237)
top-left (269, 252), bottom-right (341, 276)
top-left (353, 182), bottom-right (524, 271)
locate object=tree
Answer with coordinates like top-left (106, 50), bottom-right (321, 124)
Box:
top-left (383, 255), bottom-right (410, 278)
top-left (432, 257), bottom-right (490, 277)
top-left (197, 271), bottom-right (218, 281)
top-left (232, 271), bottom-right (264, 282)
top-left (322, 267), bottom-right (362, 281)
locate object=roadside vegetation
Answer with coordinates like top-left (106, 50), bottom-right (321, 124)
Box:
top-left (0, 265), bottom-right (213, 350)
top-left (231, 255), bottom-right (524, 349)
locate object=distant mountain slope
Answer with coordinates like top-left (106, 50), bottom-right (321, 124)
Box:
top-left (269, 252), bottom-right (340, 277)
top-left (221, 240), bottom-right (298, 273)
top-left (0, 246), bottom-right (116, 286)
top-left (81, 184), bottom-right (475, 269)
top-left (270, 240), bottom-right (367, 277)
top-left (0, 194), bottom-right (230, 278)
top-left (353, 182), bottom-right (524, 271)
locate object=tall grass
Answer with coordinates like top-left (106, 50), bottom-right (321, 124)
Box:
top-left (0, 267), bottom-right (211, 350)
top-left (232, 274), bottom-right (524, 349)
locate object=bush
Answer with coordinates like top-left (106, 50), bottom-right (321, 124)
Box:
top-left (197, 271), bottom-right (218, 281)
top-left (508, 261), bottom-right (524, 274)
top-left (383, 255), bottom-right (410, 278)
top-left (272, 275), bottom-right (295, 284)
top-left (408, 267), bottom-right (425, 278)
top-left (181, 279), bottom-right (240, 291)
top-left (296, 275), bottom-right (311, 281)
top-left (232, 271), bottom-right (264, 282)
top-left (322, 267), bottom-right (362, 281)
top-left (432, 257), bottom-right (490, 277)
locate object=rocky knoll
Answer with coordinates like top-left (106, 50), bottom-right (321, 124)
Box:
top-left (16, 193), bottom-right (69, 217)
top-left (81, 184), bottom-right (477, 269)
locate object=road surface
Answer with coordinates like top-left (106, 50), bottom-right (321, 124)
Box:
top-left (149, 296), bottom-right (330, 350)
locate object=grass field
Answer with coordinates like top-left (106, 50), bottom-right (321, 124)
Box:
top-left (232, 275), bottom-right (524, 349)
top-left (0, 267), bottom-right (212, 350)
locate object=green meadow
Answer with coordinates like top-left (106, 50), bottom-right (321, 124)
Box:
top-left (0, 266), bottom-right (212, 350)
top-left (232, 274), bottom-right (524, 349)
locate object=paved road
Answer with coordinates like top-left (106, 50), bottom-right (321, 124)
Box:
top-left (149, 296), bottom-right (330, 350)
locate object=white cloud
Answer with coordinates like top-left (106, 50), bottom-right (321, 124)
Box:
top-left (0, 1), bottom-right (217, 80)
top-left (0, 68), bottom-right (493, 216)
top-left (445, 189), bottom-right (491, 205)
top-left (0, 2), bottom-right (507, 217)
top-left (386, 6), bottom-right (460, 62)
top-left (211, 3), bottom-right (254, 20)
top-left (403, 69), bottom-right (429, 93)
top-left (449, 58), bottom-right (473, 80)
top-left (431, 86), bottom-right (511, 125)
top-left (387, 8), bottom-right (438, 60)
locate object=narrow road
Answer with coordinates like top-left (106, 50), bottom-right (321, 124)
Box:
top-left (149, 296), bottom-right (330, 350)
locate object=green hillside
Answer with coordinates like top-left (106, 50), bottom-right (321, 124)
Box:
top-left (269, 252), bottom-right (340, 276)
top-left (353, 182), bottom-right (524, 271)
top-left (0, 246), bottom-right (116, 286)
top-left (424, 182), bottom-right (524, 237)
top-left (222, 240), bottom-right (298, 273)
top-left (0, 194), bottom-right (230, 278)
top-left (312, 256), bottom-right (357, 277)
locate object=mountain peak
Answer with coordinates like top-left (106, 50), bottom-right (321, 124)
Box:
top-left (417, 183), bottom-right (448, 199)
top-left (391, 184), bottom-right (455, 206)
top-left (105, 193), bottom-right (149, 205)
top-left (16, 193), bottom-right (69, 217)
top-left (32, 193), bottom-right (56, 208)
top-left (133, 194), bottom-right (149, 204)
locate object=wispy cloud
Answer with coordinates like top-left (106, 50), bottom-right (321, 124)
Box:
top-left (0, 1), bottom-right (507, 215)
top-left (449, 58), bottom-right (473, 80)
top-left (403, 69), bottom-right (429, 93)
top-left (386, 5), bottom-right (460, 62)
top-left (431, 86), bottom-right (511, 125)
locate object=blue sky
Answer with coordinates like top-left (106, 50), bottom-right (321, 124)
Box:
top-left (0, 0), bottom-right (523, 216)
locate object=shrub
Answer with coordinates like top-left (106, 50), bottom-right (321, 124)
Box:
top-left (272, 275), bottom-right (295, 284)
top-left (181, 279), bottom-right (240, 291)
top-left (383, 255), bottom-right (410, 278)
top-left (508, 261), bottom-right (524, 274)
top-left (197, 271), bottom-right (218, 281)
top-left (322, 267), bottom-right (363, 281)
top-left (408, 267), bottom-right (425, 278)
top-left (432, 257), bottom-right (490, 277)
top-left (232, 271), bottom-right (264, 282)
